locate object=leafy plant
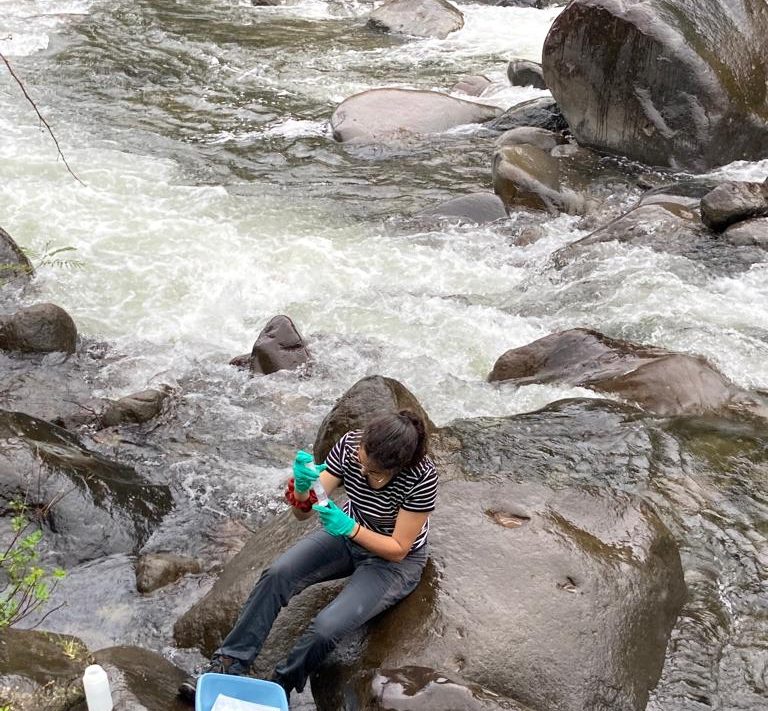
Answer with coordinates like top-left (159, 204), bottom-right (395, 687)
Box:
top-left (0, 499), bottom-right (66, 629)
top-left (22, 241), bottom-right (85, 271)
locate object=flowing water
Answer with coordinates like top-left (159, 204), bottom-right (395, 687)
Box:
top-left (1, 1), bottom-right (767, 709)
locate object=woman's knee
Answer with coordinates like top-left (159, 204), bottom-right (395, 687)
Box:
top-left (310, 608), bottom-right (348, 645)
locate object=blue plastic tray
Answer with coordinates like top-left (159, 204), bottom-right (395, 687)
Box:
top-left (195, 673), bottom-right (289, 711)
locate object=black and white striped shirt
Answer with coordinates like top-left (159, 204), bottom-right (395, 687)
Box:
top-left (324, 430), bottom-right (438, 551)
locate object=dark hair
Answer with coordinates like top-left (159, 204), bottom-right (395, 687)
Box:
top-left (361, 410), bottom-right (428, 472)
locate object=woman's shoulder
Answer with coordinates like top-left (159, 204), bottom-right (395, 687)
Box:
top-left (407, 455), bottom-right (438, 481)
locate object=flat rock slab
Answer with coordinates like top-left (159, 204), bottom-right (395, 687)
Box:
top-left (331, 89), bottom-right (501, 142)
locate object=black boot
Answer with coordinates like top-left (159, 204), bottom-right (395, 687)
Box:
top-left (178, 654), bottom-right (249, 703)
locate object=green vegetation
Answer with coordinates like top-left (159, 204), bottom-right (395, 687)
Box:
top-left (0, 500), bottom-right (66, 629)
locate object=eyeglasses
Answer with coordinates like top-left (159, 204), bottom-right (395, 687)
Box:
top-left (358, 446), bottom-right (390, 479)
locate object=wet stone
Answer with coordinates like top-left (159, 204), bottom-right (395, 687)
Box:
top-left (367, 0), bottom-right (464, 40)
top-left (506, 58), bottom-right (547, 89)
top-left (312, 375), bottom-right (434, 463)
top-left (0, 303), bottom-right (77, 354)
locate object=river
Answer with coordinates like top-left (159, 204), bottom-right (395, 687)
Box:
top-left (1, 1), bottom-right (767, 710)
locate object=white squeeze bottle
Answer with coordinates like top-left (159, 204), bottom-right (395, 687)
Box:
top-left (82, 664), bottom-right (113, 711)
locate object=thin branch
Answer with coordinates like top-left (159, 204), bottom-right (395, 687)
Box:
top-left (0, 49), bottom-right (85, 186)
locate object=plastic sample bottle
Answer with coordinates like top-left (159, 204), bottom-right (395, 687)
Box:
top-left (312, 479), bottom-right (329, 507)
top-left (82, 664), bottom-right (113, 711)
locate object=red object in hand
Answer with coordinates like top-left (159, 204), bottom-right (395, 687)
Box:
top-left (285, 477), bottom-right (318, 512)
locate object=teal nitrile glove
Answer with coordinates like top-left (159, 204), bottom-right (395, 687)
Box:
top-left (312, 500), bottom-right (356, 537)
top-left (293, 450), bottom-right (327, 493)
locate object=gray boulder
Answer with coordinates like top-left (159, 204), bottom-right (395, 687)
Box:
top-left (251, 314), bottom-right (310, 375)
top-left (552, 202), bottom-right (705, 265)
top-left (451, 74), bottom-right (492, 97)
top-left (99, 385), bottom-right (173, 429)
top-left (488, 328), bottom-right (745, 415)
top-left (0, 226), bottom-right (33, 286)
top-left (542, 0), bottom-right (768, 170)
top-left (492, 144), bottom-right (585, 213)
top-left (174, 400), bottom-right (685, 711)
top-left (312, 375), bottom-right (434, 463)
top-left (368, 0), bottom-right (464, 40)
top-left (0, 303), bottom-right (77, 354)
top-left (0, 408), bottom-right (173, 565)
top-left (495, 126), bottom-right (566, 152)
top-left (700, 180), bottom-right (768, 232)
top-left (485, 97), bottom-right (568, 133)
top-left (506, 59), bottom-right (547, 89)
top-left (135, 553), bottom-right (201, 594)
top-left (331, 89), bottom-right (501, 142)
top-left (418, 192), bottom-right (508, 224)
top-left (724, 217), bottom-right (768, 248)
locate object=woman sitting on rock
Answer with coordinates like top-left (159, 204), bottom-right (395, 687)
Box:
top-left (179, 409), bottom-right (438, 702)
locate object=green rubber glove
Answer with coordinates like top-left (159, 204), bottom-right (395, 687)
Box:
top-left (312, 500), bottom-right (356, 537)
top-left (293, 450), bottom-right (327, 493)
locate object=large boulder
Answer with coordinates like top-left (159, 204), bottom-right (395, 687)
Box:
top-left (0, 628), bottom-right (89, 711)
top-left (368, 0), bottom-right (464, 39)
top-left (488, 328), bottom-right (746, 415)
top-left (0, 409), bottom-right (173, 565)
top-left (312, 375), bottom-right (434, 464)
top-left (0, 303), bottom-right (77, 354)
top-left (331, 89), bottom-right (501, 142)
top-left (0, 226), bottom-right (33, 286)
top-left (251, 314), bottom-right (310, 375)
top-left (541, 0), bottom-right (768, 170)
top-left (700, 180), bottom-right (768, 232)
top-left (174, 400), bottom-right (685, 711)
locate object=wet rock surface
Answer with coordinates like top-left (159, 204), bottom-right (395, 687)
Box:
top-left (488, 328), bottom-right (746, 415)
top-left (418, 192), bottom-right (508, 224)
top-left (492, 143), bottom-right (585, 213)
top-left (72, 646), bottom-right (188, 711)
top-left (0, 303), bottom-right (77, 354)
top-left (367, 0), bottom-right (464, 40)
top-left (331, 89), bottom-right (501, 142)
top-left (251, 314), bottom-right (310, 375)
top-left (485, 97), bottom-right (568, 134)
top-left (553, 199), bottom-right (768, 274)
top-left (506, 58), bottom-right (546, 89)
top-left (0, 409), bottom-right (173, 565)
top-left (98, 385), bottom-right (174, 429)
top-left (135, 552), bottom-right (201, 593)
top-left (312, 375), bottom-right (434, 463)
top-left (700, 180), bottom-right (768, 232)
top-left (542, 0), bottom-right (768, 170)
top-left (724, 217), bottom-right (768, 248)
top-left (0, 226), bottom-right (33, 288)
top-left (451, 74), bottom-right (492, 97)
top-left (174, 399), bottom-right (686, 711)
top-left (0, 628), bottom-right (89, 711)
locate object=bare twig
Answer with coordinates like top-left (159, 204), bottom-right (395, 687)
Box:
top-left (0, 49), bottom-right (85, 186)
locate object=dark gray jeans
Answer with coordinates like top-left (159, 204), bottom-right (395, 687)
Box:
top-left (216, 529), bottom-right (428, 694)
